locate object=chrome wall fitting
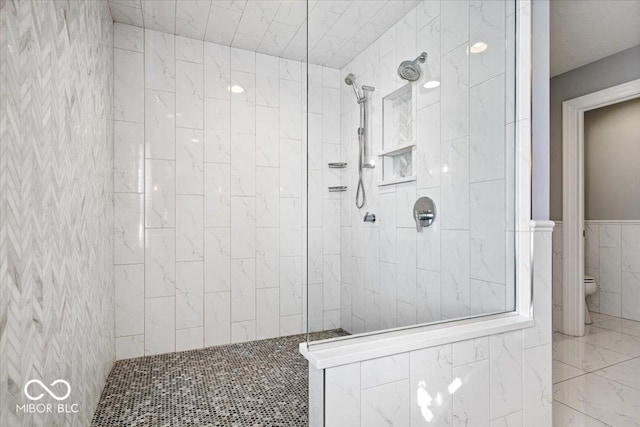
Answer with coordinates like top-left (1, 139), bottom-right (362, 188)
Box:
top-left (328, 186), bottom-right (347, 192)
top-left (413, 197), bottom-right (436, 231)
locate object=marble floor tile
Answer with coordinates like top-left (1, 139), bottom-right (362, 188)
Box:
top-left (554, 372), bottom-right (640, 427)
top-left (552, 401), bottom-right (608, 427)
top-left (553, 360), bottom-right (586, 384)
top-left (552, 331), bottom-right (574, 344)
top-left (590, 312), bottom-right (618, 324)
top-left (553, 336), bottom-right (630, 372)
top-left (595, 357), bottom-right (640, 391)
top-left (596, 318), bottom-right (640, 338)
top-left (575, 326), bottom-right (640, 357)
top-left (553, 317), bottom-right (640, 426)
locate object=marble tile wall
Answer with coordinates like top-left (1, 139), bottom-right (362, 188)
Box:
top-left (553, 221), bottom-right (640, 331)
top-left (1, 0), bottom-right (114, 425)
top-left (338, 0), bottom-right (516, 334)
top-left (323, 226), bottom-right (552, 426)
top-left (113, 23), bottom-right (342, 358)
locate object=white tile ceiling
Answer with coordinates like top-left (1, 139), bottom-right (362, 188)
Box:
top-left (108, 0), bottom-right (420, 68)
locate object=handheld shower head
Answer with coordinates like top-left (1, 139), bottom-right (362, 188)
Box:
top-left (345, 73), bottom-right (356, 85)
top-left (344, 73), bottom-right (363, 102)
top-left (398, 52), bottom-right (428, 82)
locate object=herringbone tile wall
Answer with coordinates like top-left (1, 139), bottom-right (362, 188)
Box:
top-left (0, 1), bottom-right (114, 426)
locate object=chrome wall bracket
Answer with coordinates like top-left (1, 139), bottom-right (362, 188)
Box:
top-left (328, 186), bottom-right (347, 192)
top-left (328, 162), bottom-right (347, 168)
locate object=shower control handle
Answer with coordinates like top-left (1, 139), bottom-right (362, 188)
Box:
top-left (414, 211), bottom-right (434, 231)
top-left (416, 211), bottom-right (434, 221)
top-left (413, 197), bottom-right (437, 232)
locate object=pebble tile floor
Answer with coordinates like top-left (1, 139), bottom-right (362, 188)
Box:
top-left (92, 330), bottom-right (348, 427)
top-left (553, 313), bottom-right (640, 426)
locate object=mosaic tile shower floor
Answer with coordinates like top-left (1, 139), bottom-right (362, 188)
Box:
top-left (92, 330), bottom-right (347, 427)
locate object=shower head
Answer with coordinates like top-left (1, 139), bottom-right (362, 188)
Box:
top-left (397, 52), bottom-right (428, 82)
top-left (344, 73), bottom-right (363, 102)
top-left (345, 73), bottom-right (356, 86)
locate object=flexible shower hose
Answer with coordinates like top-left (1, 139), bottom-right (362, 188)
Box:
top-left (355, 127), bottom-right (365, 209)
top-left (356, 170), bottom-right (365, 209)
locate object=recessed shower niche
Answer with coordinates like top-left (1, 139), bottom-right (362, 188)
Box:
top-left (379, 83), bottom-right (416, 186)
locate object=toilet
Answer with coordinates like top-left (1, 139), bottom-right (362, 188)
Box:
top-left (584, 275), bottom-right (598, 324)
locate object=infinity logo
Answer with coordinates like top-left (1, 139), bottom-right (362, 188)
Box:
top-left (24, 379), bottom-right (71, 401)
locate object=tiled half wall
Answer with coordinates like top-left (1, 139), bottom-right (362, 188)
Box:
top-left (318, 225), bottom-right (552, 426)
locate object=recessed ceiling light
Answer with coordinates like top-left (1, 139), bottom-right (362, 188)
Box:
top-left (423, 80), bottom-right (441, 89)
top-left (470, 42), bottom-right (488, 54)
top-left (228, 85), bottom-right (244, 93)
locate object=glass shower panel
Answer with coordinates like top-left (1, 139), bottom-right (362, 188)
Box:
top-left (305, 0), bottom-right (517, 343)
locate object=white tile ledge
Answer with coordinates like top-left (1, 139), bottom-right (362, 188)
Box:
top-left (300, 313), bottom-right (534, 369)
top-left (531, 220), bottom-right (555, 232)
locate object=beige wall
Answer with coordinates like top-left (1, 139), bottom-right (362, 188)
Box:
top-left (550, 45), bottom-right (640, 220)
top-left (584, 98), bottom-right (640, 220)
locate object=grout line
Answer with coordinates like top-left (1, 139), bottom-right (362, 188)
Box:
top-left (228, 1), bottom-right (246, 48)
top-left (490, 408), bottom-right (523, 423)
top-left (553, 373), bottom-right (589, 386)
top-left (201, 0), bottom-right (213, 42)
top-left (255, 5), bottom-right (282, 52)
top-left (578, 320), bottom-right (640, 341)
top-left (360, 376), bottom-right (409, 392)
top-left (139, 0), bottom-right (146, 27)
top-left (553, 347), bottom-right (634, 374)
top-left (553, 401), bottom-right (612, 427)
top-left (172, 0), bottom-right (177, 34)
top-left (113, 45), bottom-right (144, 55)
top-left (589, 363), bottom-right (640, 393)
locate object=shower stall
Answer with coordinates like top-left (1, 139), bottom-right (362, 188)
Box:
top-left (1, 0), bottom-right (532, 424)
top-left (106, 0), bottom-right (518, 360)
top-left (305, 0), bottom-right (518, 342)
